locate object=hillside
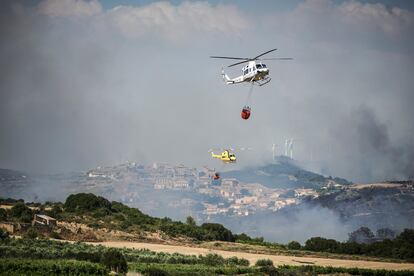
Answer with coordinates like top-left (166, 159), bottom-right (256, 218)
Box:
top-left (1, 163), bottom-right (413, 245)
top-left (223, 157), bottom-right (351, 189)
top-left (308, 182), bottom-right (414, 230)
top-left (2, 192), bottom-right (414, 275)
top-left (0, 193), bottom-right (239, 244)
top-left (2, 193), bottom-right (414, 262)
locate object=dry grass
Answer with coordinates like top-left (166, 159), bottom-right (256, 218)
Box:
top-left (89, 241), bottom-right (414, 271)
top-left (0, 204), bottom-right (51, 211)
top-left (199, 241), bottom-right (405, 263)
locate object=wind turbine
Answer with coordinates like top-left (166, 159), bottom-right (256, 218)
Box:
top-left (284, 139), bottom-right (289, 156)
top-left (283, 138), bottom-right (297, 159)
top-left (272, 142), bottom-right (277, 161)
top-left (288, 139), bottom-right (294, 159)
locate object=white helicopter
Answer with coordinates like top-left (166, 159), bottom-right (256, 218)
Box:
top-left (210, 49), bottom-right (292, 86)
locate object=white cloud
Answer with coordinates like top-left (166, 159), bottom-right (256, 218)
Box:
top-left (36, 0), bottom-right (250, 40)
top-left (269, 0), bottom-right (414, 42)
top-left (100, 1), bottom-right (249, 40)
top-left (337, 1), bottom-right (413, 37)
top-left (37, 0), bottom-right (102, 18)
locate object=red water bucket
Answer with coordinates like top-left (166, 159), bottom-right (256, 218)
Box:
top-left (241, 106), bottom-right (251, 120)
top-left (213, 172), bottom-right (220, 180)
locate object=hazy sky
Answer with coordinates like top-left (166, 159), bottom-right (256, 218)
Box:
top-left (0, 0), bottom-right (413, 182)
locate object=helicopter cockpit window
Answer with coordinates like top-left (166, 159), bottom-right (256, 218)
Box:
top-left (256, 64), bottom-right (262, 69)
top-left (262, 64), bottom-right (267, 68)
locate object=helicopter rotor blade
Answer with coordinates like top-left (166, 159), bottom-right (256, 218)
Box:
top-left (259, 57), bottom-right (293, 60)
top-left (210, 56), bottom-right (250, 60)
top-left (209, 148), bottom-right (223, 152)
top-left (253, 48), bottom-right (277, 60)
top-left (212, 49), bottom-right (292, 68)
top-left (228, 60), bottom-right (250, 67)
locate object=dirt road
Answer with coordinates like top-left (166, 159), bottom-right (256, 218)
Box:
top-left (89, 241), bottom-right (414, 271)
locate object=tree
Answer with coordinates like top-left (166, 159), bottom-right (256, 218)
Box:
top-left (234, 233), bottom-right (251, 242)
top-left (186, 216), bottom-right (196, 226)
top-left (393, 229), bottom-right (414, 260)
top-left (376, 228), bottom-right (396, 240)
top-left (348, 227), bottom-right (375, 243)
top-left (24, 227), bottom-right (38, 239)
top-left (396, 229), bottom-right (414, 245)
top-left (0, 208), bottom-right (7, 221)
top-left (101, 248), bottom-right (128, 274)
top-left (287, 240), bottom-right (301, 250)
top-left (201, 223), bottom-right (235, 242)
top-left (0, 228), bottom-right (9, 241)
top-left (64, 193), bottom-right (112, 213)
top-left (47, 205), bottom-right (63, 219)
top-left (304, 237), bottom-right (339, 252)
top-left (10, 202), bottom-right (32, 223)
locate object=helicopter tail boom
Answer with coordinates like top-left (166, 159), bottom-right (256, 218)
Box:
top-left (221, 68), bottom-right (233, 84)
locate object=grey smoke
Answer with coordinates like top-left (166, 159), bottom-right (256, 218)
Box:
top-left (326, 106), bottom-right (414, 182)
top-left (215, 204), bottom-right (352, 244)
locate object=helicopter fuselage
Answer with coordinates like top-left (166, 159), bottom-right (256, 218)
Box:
top-left (222, 61), bottom-right (270, 86)
top-left (211, 150), bottom-right (237, 163)
top-left (212, 49), bottom-right (292, 87)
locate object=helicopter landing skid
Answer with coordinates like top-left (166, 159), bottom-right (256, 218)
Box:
top-left (255, 77), bottom-right (271, 86)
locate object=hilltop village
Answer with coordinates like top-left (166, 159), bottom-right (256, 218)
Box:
top-left (71, 161), bottom-right (341, 219)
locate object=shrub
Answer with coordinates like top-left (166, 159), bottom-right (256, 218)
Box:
top-left (255, 259), bottom-right (274, 267)
top-left (199, 253), bottom-right (225, 266)
top-left (225, 256), bottom-right (249, 266)
top-left (0, 208), bottom-right (7, 221)
top-left (287, 240), bottom-right (301, 250)
top-left (24, 227), bottom-right (38, 239)
top-left (144, 267), bottom-right (169, 276)
top-left (49, 231), bottom-right (62, 240)
top-left (0, 259), bottom-right (108, 275)
top-left (259, 264), bottom-right (277, 275)
top-left (0, 228), bottom-right (9, 241)
top-left (47, 205), bottom-right (63, 219)
top-left (186, 216), bottom-right (196, 226)
top-left (101, 248), bottom-right (128, 274)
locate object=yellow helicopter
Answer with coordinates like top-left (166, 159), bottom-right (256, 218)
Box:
top-left (210, 149), bottom-right (237, 163)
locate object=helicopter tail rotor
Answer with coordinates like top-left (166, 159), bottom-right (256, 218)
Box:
top-left (221, 67), bottom-right (231, 82)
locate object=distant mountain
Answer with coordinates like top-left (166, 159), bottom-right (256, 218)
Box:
top-left (0, 168), bottom-right (83, 202)
top-left (0, 168), bottom-right (29, 181)
top-left (222, 157), bottom-right (351, 189)
top-left (0, 168), bottom-right (34, 200)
